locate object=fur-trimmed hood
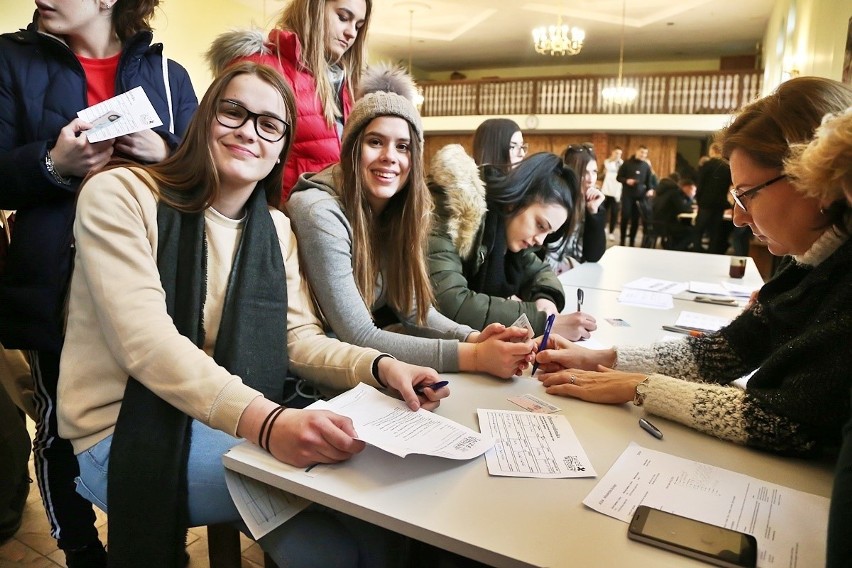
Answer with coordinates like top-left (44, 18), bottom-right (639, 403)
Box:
top-left (205, 28), bottom-right (271, 76)
top-left (429, 144), bottom-right (487, 260)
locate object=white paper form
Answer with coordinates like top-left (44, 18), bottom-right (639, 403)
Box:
top-left (477, 409), bottom-right (596, 478)
top-left (617, 288), bottom-right (674, 310)
top-left (675, 310), bottom-right (732, 332)
top-left (689, 280), bottom-right (730, 296)
top-left (224, 468), bottom-right (311, 539)
top-left (583, 443), bottom-right (829, 567)
top-left (623, 277), bottom-right (688, 295)
top-left (78, 86), bottom-right (163, 142)
top-left (312, 383), bottom-right (493, 460)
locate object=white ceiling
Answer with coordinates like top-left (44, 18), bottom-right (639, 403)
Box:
top-left (235, 0), bottom-right (776, 72)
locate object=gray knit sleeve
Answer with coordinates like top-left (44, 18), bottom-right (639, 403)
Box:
top-left (287, 190), bottom-right (463, 372)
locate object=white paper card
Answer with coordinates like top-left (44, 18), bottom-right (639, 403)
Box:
top-left (623, 277), bottom-right (688, 295)
top-left (311, 383), bottom-right (493, 460)
top-left (688, 280), bottom-right (729, 295)
top-left (617, 288), bottom-right (674, 310)
top-left (583, 443), bottom-right (829, 567)
top-left (675, 310), bottom-right (731, 332)
top-left (477, 409), bottom-right (596, 478)
top-left (78, 86), bottom-right (163, 142)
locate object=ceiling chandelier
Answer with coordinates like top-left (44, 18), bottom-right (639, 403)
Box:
top-left (601, 0), bottom-right (637, 105)
top-left (532, 13), bottom-right (585, 57)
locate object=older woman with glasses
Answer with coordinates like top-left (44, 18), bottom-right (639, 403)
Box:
top-left (533, 76), bottom-right (852, 457)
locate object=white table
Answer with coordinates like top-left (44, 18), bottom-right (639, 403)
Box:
top-left (224, 288), bottom-right (831, 568)
top-left (559, 246), bottom-right (764, 299)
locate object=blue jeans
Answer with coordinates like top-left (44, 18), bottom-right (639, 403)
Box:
top-left (76, 420), bottom-right (403, 567)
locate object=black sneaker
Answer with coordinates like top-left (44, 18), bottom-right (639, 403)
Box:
top-left (64, 542), bottom-right (107, 568)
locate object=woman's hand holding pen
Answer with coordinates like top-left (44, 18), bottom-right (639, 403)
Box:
top-left (552, 312), bottom-right (597, 341)
top-left (377, 358), bottom-right (448, 412)
top-left (533, 338), bottom-right (615, 373)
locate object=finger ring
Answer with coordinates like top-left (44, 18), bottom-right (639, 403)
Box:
top-left (569, 374), bottom-right (577, 385)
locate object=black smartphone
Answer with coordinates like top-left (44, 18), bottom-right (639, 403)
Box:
top-left (628, 505), bottom-right (757, 568)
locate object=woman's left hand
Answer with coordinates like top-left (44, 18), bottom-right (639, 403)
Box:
top-left (538, 365), bottom-right (644, 404)
top-left (114, 129), bottom-right (170, 163)
top-left (585, 187), bottom-right (606, 214)
top-left (535, 298), bottom-right (559, 316)
top-left (377, 357), bottom-right (448, 411)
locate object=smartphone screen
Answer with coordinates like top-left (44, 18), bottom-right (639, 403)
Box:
top-left (628, 506), bottom-right (757, 568)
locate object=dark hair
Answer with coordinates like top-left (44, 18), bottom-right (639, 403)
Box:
top-left (719, 76), bottom-right (852, 231)
top-left (113, 0), bottom-right (159, 42)
top-left (484, 152), bottom-right (577, 244)
top-left (97, 62), bottom-right (296, 211)
top-left (561, 142), bottom-right (597, 229)
top-left (679, 178), bottom-right (696, 187)
top-left (472, 118), bottom-right (521, 174)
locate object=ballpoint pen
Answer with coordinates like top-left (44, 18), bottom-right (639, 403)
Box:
top-left (661, 325), bottom-right (704, 337)
top-left (639, 418), bottom-right (664, 439)
top-left (577, 288), bottom-right (584, 313)
top-left (531, 313), bottom-right (556, 375)
top-left (414, 380), bottom-right (449, 395)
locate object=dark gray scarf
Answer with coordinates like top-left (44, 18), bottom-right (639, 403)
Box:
top-left (107, 187), bottom-right (288, 567)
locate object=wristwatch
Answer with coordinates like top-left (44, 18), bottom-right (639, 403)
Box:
top-left (45, 150), bottom-right (72, 185)
top-left (633, 377), bottom-right (650, 406)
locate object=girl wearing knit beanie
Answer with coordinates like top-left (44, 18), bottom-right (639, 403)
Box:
top-left (288, 64), bottom-right (535, 380)
top-left (207, 0), bottom-right (372, 203)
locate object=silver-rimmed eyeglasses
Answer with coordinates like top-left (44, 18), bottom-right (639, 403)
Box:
top-left (729, 173), bottom-right (787, 213)
top-left (216, 99), bottom-right (288, 143)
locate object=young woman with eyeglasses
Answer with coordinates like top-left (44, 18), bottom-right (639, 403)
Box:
top-left (207, 0), bottom-right (372, 203)
top-left (472, 118), bottom-right (527, 175)
top-left (539, 143), bottom-right (607, 274)
top-left (287, 66), bottom-right (534, 380)
top-left (534, 77), bottom-right (852, 457)
top-left (58, 62), bottom-right (445, 567)
top-left (428, 147), bottom-right (598, 340)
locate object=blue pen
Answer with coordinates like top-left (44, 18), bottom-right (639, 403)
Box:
top-left (531, 313), bottom-right (556, 375)
top-left (414, 380), bottom-right (449, 395)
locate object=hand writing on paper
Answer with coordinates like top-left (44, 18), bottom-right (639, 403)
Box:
top-left (377, 358), bottom-right (447, 412)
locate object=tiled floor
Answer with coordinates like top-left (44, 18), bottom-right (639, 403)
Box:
top-left (0, 419), bottom-right (267, 568)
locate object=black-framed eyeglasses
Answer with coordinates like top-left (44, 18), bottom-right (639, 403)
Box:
top-left (729, 173), bottom-right (787, 213)
top-left (216, 99), bottom-right (289, 143)
top-left (509, 142), bottom-right (529, 156)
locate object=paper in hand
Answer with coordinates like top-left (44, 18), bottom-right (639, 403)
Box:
top-left (78, 86), bottom-right (163, 142)
top-left (510, 313), bottom-right (535, 340)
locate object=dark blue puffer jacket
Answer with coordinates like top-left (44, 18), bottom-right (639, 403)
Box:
top-left (0, 23), bottom-right (197, 352)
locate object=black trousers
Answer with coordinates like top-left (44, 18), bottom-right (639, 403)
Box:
top-left (0, 384), bottom-right (30, 541)
top-left (603, 196), bottom-right (620, 234)
top-left (620, 195), bottom-right (641, 246)
top-left (29, 349), bottom-right (99, 550)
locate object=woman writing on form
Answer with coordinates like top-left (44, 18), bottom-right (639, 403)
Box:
top-left (535, 77), bottom-right (852, 456)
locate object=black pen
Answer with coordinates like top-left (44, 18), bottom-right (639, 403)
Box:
top-left (577, 288), bottom-right (584, 313)
top-left (639, 418), bottom-right (663, 439)
top-left (414, 380), bottom-right (449, 395)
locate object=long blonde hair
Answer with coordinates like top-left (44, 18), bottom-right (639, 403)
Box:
top-left (338, 122), bottom-right (434, 325)
top-left (277, 0), bottom-right (372, 128)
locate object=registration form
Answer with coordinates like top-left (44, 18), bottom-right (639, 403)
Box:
top-left (584, 442), bottom-right (829, 567)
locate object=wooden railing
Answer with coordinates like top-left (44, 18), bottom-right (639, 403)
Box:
top-left (419, 70), bottom-right (763, 117)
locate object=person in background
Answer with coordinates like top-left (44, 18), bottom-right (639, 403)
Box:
top-left (0, 373), bottom-right (30, 545)
top-left (428, 147), bottom-right (597, 340)
top-left (652, 177), bottom-right (697, 251)
top-left (534, 77), bottom-right (852, 457)
top-left (616, 145), bottom-right (652, 247)
top-left (694, 142), bottom-right (733, 253)
top-left (287, 65), bottom-right (533, 379)
top-left (59, 61), bottom-right (445, 568)
top-left (784, 107), bottom-right (852, 568)
top-left (540, 143), bottom-right (606, 273)
top-left (207, 0), bottom-right (371, 202)
top-left (601, 146), bottom-right (623, 242)
top-left (0, 2), bottom-right (197, 565)
top-left (471, 118), bottom-right (528, 175)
